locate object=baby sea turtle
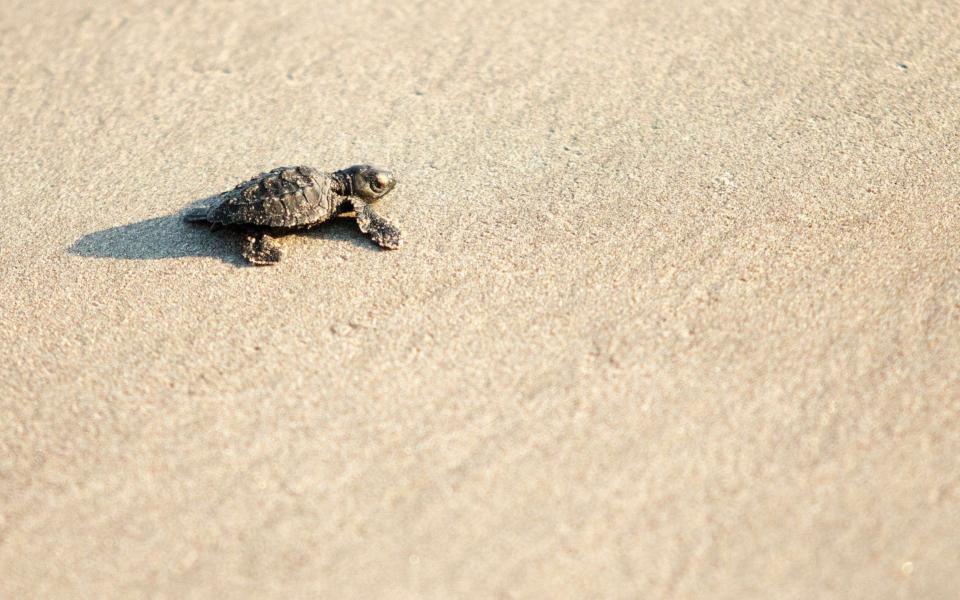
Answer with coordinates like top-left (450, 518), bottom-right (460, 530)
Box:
top-left (183, 164), bottom-right (401, 265)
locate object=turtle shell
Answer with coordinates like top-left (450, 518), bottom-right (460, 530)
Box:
top-left (207, 165), bottom-right (340, 228)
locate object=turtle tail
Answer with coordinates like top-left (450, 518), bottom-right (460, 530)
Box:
top-left (182, 207), bottom-right (211, 223)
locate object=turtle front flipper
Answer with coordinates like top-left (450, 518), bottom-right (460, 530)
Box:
top-left (241, 232), bottom-right (285, 265)
top-left (352, 199), bottom-right (402, 250)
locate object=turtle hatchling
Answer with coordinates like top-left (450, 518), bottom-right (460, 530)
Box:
top-left (184, 164), bottom-right (402, 265)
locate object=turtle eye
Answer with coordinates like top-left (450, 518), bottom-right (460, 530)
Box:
top-left (369, 178), bottom-right (384, 193)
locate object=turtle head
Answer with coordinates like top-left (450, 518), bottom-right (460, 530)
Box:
top-left (335, 164), bottom-right (396, 201)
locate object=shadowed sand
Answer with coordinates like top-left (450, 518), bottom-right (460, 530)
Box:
top-left (70, 213), bottom-right (379, 265)
top-left (70, 214), bottom-right (243, 264)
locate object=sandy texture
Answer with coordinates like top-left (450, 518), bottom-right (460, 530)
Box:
top-left (1, 0), bottom-right (958, 597)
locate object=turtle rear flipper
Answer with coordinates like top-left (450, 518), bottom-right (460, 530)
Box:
top-left (241, 232), bottom-right (284, 265)
top-left (183, 207), bottom-right (211, 223)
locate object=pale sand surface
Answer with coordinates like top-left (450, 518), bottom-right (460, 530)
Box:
top-left (1, 0), bottom-right (959, 597)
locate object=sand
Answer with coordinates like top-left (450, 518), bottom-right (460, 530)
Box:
top-left (1, 0), bottom-right (958, 597)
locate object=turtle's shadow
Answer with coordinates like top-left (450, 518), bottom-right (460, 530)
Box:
top-left (69, 204), bottom-right (380, 266)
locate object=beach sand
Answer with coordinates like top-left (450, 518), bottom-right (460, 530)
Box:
top-left (1, 0), bottom-right (958, 597)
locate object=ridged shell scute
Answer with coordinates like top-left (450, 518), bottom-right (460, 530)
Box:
top-left (209, 165), bottom-right (336, 228)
